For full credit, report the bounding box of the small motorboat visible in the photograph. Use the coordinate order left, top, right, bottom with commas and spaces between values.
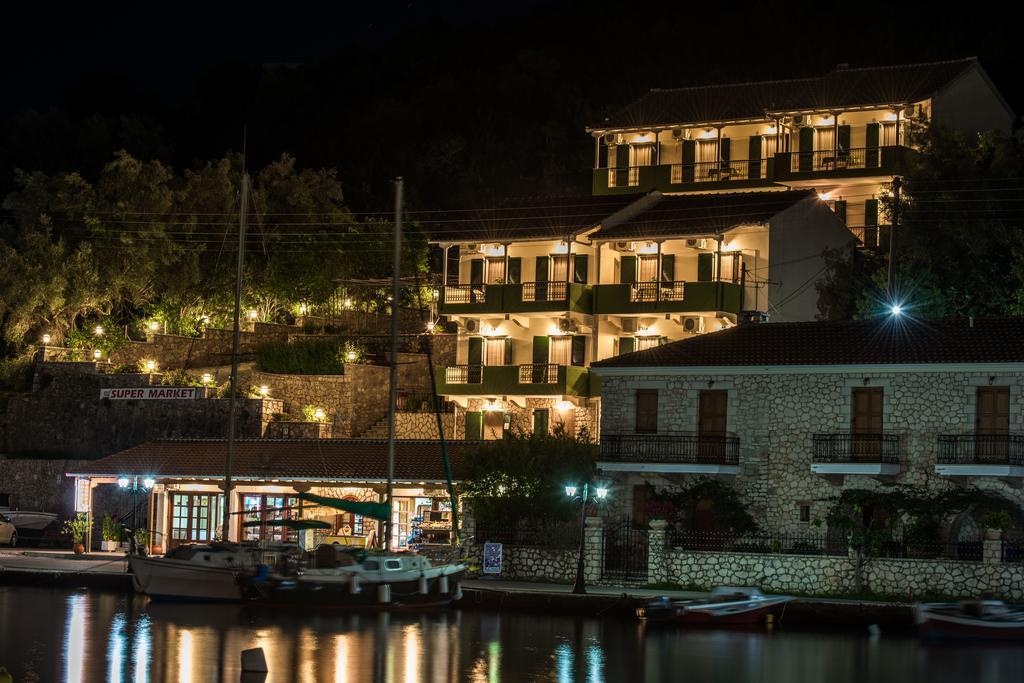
0, 509, 60, 546
247, 544, 467, 609
915, 600, 1024, 640
637, 587, 794, 626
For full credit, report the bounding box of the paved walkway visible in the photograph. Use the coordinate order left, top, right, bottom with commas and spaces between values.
0, 548, 128, 574
463, 578, 706, 599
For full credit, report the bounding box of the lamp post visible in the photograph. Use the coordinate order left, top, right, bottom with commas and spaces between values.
565, 482, 608, 594
118, 475, 154, 557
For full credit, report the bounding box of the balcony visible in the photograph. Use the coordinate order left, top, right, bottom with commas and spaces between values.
440, 282, 592, 316
435, 364, 598, 398
811, 432, 901, 476
597, 433, 740, 474
935, 433, 1024, 477
773, 146, 914, 182
593, 281, 741, 315
592, 161, 775, 196
848, 225, 891, 250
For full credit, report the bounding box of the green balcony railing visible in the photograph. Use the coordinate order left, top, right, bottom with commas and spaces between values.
435, 364, 598, 398
440, 282, 592, 315
773, 145, 914, 182
593, 281, 742, 315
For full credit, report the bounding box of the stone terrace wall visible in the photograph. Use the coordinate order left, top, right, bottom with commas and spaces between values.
0, 457, 89, 519
107, 323, 291, 369
3, 363, 280, 458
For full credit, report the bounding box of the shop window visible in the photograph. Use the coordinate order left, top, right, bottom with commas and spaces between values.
169, 493, 223, 548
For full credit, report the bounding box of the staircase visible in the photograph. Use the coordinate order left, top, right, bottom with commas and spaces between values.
360, 415, 391, 439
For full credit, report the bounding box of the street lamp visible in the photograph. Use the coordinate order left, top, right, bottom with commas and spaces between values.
889, 302, 903, 317
565, 481, 609, 594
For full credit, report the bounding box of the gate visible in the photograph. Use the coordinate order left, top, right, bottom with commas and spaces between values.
601, 517, 649, 582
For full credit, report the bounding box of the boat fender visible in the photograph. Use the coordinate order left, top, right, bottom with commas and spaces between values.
378, 584, 392, 604
452, 580, 463, 601
241, 647, 268, 673
350, 573, 362, 595
439, 575, 449, 594
418, 574, 429, 595
868, 624, 881, 638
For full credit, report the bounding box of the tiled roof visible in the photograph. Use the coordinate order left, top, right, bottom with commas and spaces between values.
591, 318, 1024, 369
593, 58, 979, 130
66, 439, 476, 482
588, 189, 817, 241
427, 195, 638, 244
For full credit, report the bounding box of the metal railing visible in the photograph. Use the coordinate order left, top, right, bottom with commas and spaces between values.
395, 390, 454, 413
600, 433, 740, 465
1002, 539, 1024, 563
667, 529, 848, 556
521, 281, 568, 302
848, 225, 890, 249
607, 166, 640, 188
444, 284, 485, 304
811, 432, 900, 463
875, 536, 983, 562
444, 364, 483, 384
518, 363, 559, 384
671, 158, 768, 184
787, 147, 873, 173
936, 433, 1024, 465
630, 281, 685, 302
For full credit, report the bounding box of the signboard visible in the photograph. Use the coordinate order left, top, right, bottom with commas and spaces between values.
100, 387, 200, 400
482, 542, 503, 575
74, 478, 91, 513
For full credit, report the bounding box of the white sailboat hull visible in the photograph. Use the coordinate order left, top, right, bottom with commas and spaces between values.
128, 555, 246, 602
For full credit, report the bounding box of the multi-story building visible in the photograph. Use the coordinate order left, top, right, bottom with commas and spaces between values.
587, 57, 1012, 247
430, 58, 1012, 442
590, 317, 1024, 536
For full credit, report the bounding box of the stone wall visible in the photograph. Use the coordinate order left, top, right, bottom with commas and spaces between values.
265, 421, 333, 439
3, 363, 280, 458
106, 323, 291, 369
0, 458, 88, 519
456, 397, 599, 441
597, 368, 1024, 532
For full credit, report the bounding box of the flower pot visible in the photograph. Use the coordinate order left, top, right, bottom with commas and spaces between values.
100, 540, 118, 552
984, 528, 1003, 541
649, 519, 669, 530
151, 545, 163, 556
73, 543, 85, 555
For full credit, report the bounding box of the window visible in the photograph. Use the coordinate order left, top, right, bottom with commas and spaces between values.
799, 504, 811, 524
635, 389, 659, 433
851, 387, 884, 459
698, 390, 728, 460
485, 257, 505, 284
169, 493, 224, 548
636, 336, 662, 352
549, 336, 572, 366
976, 387, 1010, 434
533, 409, 549, 436
242, 494, 298, 543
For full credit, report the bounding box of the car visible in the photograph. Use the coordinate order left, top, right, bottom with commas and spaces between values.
0, 514, 17, 547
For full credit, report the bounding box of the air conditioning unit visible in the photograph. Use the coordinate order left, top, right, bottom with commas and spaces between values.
603, 133, 615, 144
781, 116, 792, 125
903, 104, 916, 117
792, 114, 805, 126
614, 241, 636, 252
686, 238, 708, 250
464, 244, 480, 254
671, 128, 684, 140
558, 317, 578, 334
682, 316, 705, 334
463, 318, 480, 334
621, 318, 638, 333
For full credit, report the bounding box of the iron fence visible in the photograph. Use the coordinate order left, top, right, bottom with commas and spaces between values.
667, 530, 848, 556
874, 537, 983, 562
395, 390, 454, 413
444, 284, 485, 304
522, 281, 568, 302
786, 147, 873, 173
1002, 539, 1024, 563
607, 166, 640, 188
811, 432, 901, 463
519, 363, 559, 384
444, 364, 482, 384
936, 433, 1024, 465
600, 433, 740, 465
630, 281, 685, 302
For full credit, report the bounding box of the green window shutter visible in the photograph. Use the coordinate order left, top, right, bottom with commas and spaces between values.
660, 254, 675, 283
534, 256, 549, 282
465, 411, 483, 440
865, 123, 880, 168
864, 199, 878, 226
504, 338, 513, 365
468, 337, 482, 365
838, 125, 851, 153
507, 257, 522, 284
573, 255, 588, 284
470, 259, 484, 285
719, 137, 730, 162
532, 336, 549, 365
533, 409, 549, 436
834, 200, 847, 223
697, 253, 714, 282
747, 137, 762, 179
798, 127, 814, 173
614, 145, 630, 186
619, 337, 635, 355
621, 255, 637, 284
571, 336, 586, 366
681, 139, 696, 182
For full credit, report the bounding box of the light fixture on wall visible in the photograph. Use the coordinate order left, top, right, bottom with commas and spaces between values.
145, 360, 156, 372
93, 349, 102, 360
555, 400, 575, 412
313, 407, 326, 421
259, 385, 269, 397
42, 334, 51, 344
298, 303, 309, 315
248, 310, 258, 321
94, 325, 104, 336
482, 399, 504, 412
201, 373, 213, 384
346, 350, 357, 362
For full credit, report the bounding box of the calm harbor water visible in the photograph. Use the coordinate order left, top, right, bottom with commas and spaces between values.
0, 587, 1022, 682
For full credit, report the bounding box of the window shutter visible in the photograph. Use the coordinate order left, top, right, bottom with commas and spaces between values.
697, 253, 714, 282
635, 389, 659, 433
533, 409, 549, 436
747, 136, 762, 179
719, 137, 730, 162
834, 200, 847, 223
571, 336, 586, 366
620, 255, 637, 284
660, 254, 675, 283
534, 256, 549, 282
532, 336, 549, 365
573, 254, 588, 284
507, 257, 522, 284
619, 337, 635, 355
798, 127, 814, 172
838, 125, 851, 153
865, 123, 880, 168
681, 139, 696, 182
864, 199, 878, 226
467, 337, 482, 365
465, 411, 483, 440
470, 259, 484, 285
614, 145, 630, 187
503, 338, 513, 365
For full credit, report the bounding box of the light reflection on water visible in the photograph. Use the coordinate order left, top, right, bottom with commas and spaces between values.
0, 587, 1022, 682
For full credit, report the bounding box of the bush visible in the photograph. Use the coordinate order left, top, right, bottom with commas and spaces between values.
160, 370, 203, 387
0, 355, 35, 392
255, 340, 345, 374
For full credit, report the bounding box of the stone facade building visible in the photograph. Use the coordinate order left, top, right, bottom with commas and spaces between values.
590, 317, 1024, 536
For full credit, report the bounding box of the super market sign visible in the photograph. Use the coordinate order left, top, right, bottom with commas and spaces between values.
100, 387, 200, 400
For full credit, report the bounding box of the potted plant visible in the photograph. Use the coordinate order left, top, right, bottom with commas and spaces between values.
980, 510, 1012, 541
644, 500, 677, 530
100, 514, 120, 552
134, 529, 151, 556
63, 513, 91, 554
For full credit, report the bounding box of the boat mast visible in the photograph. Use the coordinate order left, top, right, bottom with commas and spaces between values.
222, 162, 250, 542
384, 177, 403, 550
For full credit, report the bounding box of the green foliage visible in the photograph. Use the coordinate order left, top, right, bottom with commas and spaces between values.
62, 512, 91, 544
255, 339, 346, 375
980, 510, 1012, 531
460, 432, 597, 526
653, 478, 759, 535
101, 514, 120, 542
301, 404, 329, 423
0, 354, 35, 391
65, 316, 129, 356
160, 370, 203, 387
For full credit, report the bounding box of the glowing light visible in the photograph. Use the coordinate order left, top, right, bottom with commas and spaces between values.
64, 593, 87, 683
248, 310, 258, 320
555, 400, 574, 412
819, 115, 834, 126
700, 128, 717, 139
334, 634, 350, 683
765, 126, 777, 135
94, 325, 105, 336
343, 298, 353, 309
142, 477, 155, 490
482, 325, 501, 337
200, 315, 210, 325
177, 629, 193, 683
346, 350, 357, 362
42, 333, 51, 344
299, 303, 309, 315
145, 360, 156, 372
93, 349, 102, 360
314, 407, 326, 420
482, 400, 503, 413
586, 645, 605, 683
595, 487, 609, 499
404, 625, 421, 683
118, 477, 130, 488
564, 485, 577, 498
133, 615, 151, 683
148, 321, 159, 332
636, 326, 656, 337
108, 612, 126, 683
890, 303, 903, 317
259, 385, 269, 397
817, 191, 833, 201
201, 373, 212, 384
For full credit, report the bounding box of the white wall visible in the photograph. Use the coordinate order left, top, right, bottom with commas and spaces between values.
933, 64, 1014, 136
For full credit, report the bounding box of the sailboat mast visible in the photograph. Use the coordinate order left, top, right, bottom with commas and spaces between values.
384, 177, 403, 550
222, 169, 249, 541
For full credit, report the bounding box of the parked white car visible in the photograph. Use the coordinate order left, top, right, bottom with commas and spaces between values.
0, 513, 17, 546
